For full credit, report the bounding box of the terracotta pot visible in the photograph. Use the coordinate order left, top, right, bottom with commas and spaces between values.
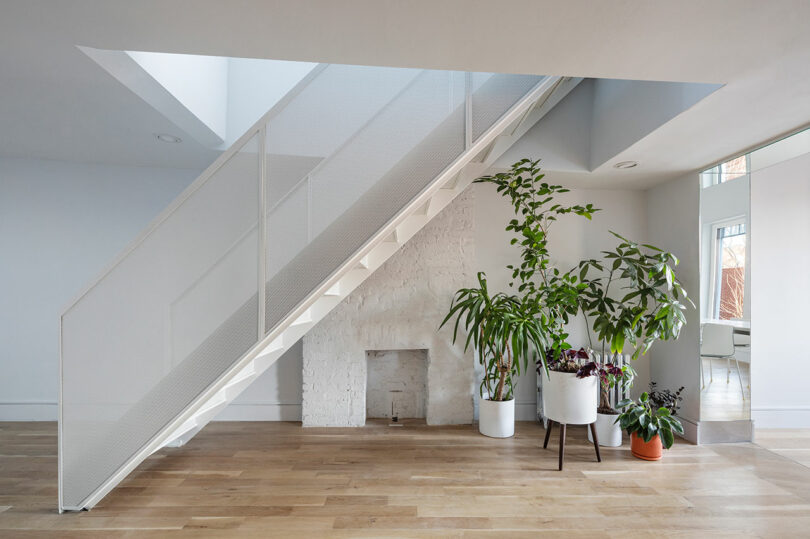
630, 432, 663, 461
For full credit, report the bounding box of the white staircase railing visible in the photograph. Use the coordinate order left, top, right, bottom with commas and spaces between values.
59, 62, 577, 511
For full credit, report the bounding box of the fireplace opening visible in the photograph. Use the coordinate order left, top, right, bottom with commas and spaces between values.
366, 349, 428, 422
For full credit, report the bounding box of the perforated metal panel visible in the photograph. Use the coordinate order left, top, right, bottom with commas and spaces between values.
471, 73, 542, 142
264, 69, 466, 331
59, 64, 548, 511
60, 134, 260, 509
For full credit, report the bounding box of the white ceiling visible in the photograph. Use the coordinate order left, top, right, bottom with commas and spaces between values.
1, 1, 809, 186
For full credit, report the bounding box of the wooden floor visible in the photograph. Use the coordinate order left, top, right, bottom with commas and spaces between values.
3, 421, 810, 538
700, 358, 750, 422
756, 429, 810, 469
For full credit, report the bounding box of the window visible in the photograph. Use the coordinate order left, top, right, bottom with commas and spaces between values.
711, 222, 746, 319
700, 155, 750, 188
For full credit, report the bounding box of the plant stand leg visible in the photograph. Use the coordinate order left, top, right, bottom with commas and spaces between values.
543, 420, 554, 449
589, 422, 602, 463
558, 423, 566, 471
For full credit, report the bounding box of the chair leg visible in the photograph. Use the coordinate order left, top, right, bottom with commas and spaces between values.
589, 422, 602, 463
543, 420, 554, 449
709, 357, 713, 382
727, 356, 732, 383
558, 423, 567, 471
700, 357, 705, 389
734, 357, 745, 399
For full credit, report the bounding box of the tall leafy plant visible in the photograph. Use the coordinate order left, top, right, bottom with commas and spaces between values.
475, 159, 597, 369
440, 159, 596, 400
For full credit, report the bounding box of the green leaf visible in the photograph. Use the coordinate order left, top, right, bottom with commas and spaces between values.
661, 428, 674, 449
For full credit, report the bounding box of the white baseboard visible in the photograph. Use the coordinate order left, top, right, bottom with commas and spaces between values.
752, 406, 810, 428
677, 415, 699, 444
515, 402, 537, 422
0, 402, 303, 422
0, 402, 58, 421
214, 403, 302, 421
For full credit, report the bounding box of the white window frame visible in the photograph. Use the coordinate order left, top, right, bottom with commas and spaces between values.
708, 216, 746, 320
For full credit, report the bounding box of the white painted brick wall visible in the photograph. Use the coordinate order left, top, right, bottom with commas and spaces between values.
302, 188, 475, 426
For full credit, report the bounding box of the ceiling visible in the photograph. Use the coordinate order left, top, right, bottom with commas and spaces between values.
1, 1, 809, 186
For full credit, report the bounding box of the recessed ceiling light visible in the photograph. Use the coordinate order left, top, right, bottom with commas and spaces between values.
155, 133, 182, 143
613, 161, 638, 169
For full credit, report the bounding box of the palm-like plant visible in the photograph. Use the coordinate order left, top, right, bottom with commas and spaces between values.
440, 272, 547, 401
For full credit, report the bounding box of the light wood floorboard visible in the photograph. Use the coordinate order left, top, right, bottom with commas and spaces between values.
3, 420, 810, 537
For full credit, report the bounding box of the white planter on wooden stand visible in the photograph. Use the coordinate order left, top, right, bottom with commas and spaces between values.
542, 371, 597, 425
479, 398, 515, 438
588, 412, 622, 447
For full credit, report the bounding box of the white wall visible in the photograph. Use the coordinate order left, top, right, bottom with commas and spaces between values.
751, 151, 810, 428
589, 79, 720, 169
300, 189, 475, 427
645, 173, 702, 440
0, 157, 198, 419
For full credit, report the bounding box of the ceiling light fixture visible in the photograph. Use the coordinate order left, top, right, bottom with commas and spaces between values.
613, 161, 638, 169
155, 133, 182, 143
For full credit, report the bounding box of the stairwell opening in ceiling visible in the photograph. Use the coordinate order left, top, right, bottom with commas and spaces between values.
80, 47, 318, 149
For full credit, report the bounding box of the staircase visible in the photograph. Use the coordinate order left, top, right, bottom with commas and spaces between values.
58, 63, 580, 511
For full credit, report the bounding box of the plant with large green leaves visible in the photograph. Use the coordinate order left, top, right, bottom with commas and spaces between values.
574, 233, 693, 412
615, 392, 684, 449
576, 233, 694, 354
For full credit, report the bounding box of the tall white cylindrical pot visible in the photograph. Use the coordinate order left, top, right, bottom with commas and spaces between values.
479, 398, 515, 438
542, 371, 597, 425
588, 412, 623, 447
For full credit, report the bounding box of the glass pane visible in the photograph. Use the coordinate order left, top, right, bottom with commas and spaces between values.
715, 225, 746, 320
60, 134, 260, 509
701, 155, 750, 187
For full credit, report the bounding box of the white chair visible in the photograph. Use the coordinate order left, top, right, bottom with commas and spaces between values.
700, 323, 745, 398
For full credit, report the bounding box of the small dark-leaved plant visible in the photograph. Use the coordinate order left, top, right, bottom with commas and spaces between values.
616, 392, 684, 449
648, 382, 685, 415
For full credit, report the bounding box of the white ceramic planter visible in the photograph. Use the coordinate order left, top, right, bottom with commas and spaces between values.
588, 412, 623, 447
542, 371, 597, 425
479, 398, 515, 438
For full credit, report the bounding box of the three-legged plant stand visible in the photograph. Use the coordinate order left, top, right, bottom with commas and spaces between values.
543, 420, 601, 470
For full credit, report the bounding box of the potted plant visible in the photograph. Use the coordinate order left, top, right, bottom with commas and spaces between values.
440, 272, 547, 438
616, 391, 684, 460
541, 348, 598, 427
575, 233, 694, 446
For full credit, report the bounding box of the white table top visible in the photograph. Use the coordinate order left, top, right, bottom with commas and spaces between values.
702, 319, 750, 329
702, 319, 751, 336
